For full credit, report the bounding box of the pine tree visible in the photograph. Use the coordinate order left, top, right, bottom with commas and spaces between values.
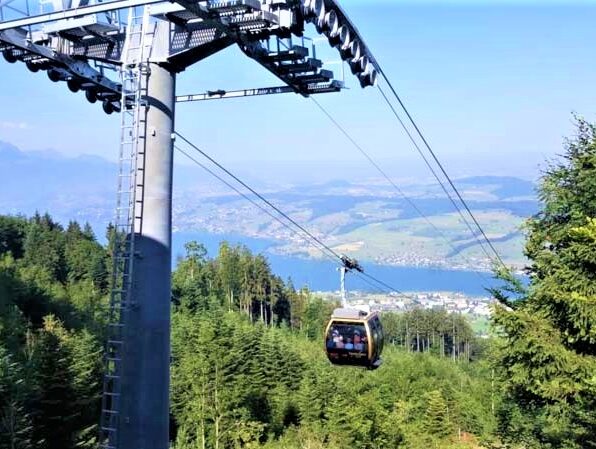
23, 215, 66, 283
492, 116, 596, 447
0, 345, 33, 449
30, 316, 78, 449
0, 215, 27, 259
65, 329, 102, 448
424, 390, 451, 438
270, 276, 291, 326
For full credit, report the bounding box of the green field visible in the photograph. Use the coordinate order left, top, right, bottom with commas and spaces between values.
332, 210, 527, 269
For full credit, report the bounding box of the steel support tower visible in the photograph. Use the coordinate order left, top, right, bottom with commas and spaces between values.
0, 1, 382, 448
118, 61, 176, 449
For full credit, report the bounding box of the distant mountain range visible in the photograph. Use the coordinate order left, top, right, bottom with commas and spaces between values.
0, 140, 117, 225
0, 140, 276, 222
0, 141, 539, 269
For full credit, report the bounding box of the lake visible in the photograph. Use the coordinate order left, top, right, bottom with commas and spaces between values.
172, 231, 499, 296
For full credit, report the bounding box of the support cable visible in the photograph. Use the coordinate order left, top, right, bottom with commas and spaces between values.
176, 131, 344, 261
376, 77, 506, 268
175, 132, 413, 298
310, 97, 490, 282
355, 272, 395, 296
375, 86, 496, 264
360, 271, 402, 294
175, 145, 337, 261
176, 146, 397, 297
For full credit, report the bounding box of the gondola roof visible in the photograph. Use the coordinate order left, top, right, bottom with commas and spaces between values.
331, 308, 372, 320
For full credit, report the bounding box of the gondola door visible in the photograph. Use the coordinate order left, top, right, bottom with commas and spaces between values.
368, 315, 383, 368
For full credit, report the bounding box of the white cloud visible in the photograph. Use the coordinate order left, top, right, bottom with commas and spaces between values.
0, 121, 30, 130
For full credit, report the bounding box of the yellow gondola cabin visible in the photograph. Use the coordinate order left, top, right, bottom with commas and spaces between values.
324, 308, 384, 369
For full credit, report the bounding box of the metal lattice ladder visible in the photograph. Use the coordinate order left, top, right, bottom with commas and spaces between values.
99, 7, 154, 449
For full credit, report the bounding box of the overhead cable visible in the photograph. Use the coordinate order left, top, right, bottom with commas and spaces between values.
310, 96, 490, 283
375, 75, 506, 268
355, 272, 396, 296
175, 132, 412, 298
178, 144, 395, 295
176, 132, 344, 261
374, 86, 497, 264
175, 145, 396, 297
360, 272, 402, 294
175, 145, 335, 260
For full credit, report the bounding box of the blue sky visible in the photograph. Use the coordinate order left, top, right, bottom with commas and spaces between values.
1, 1, 595, 183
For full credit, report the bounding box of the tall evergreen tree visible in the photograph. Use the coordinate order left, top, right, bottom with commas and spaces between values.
0, 345, 33, 449
23, 214, 66, 283
65, 329, 102, 448
424, 390, 451, 438
30, 316, 78, 449
0, 215, 27, 259
492, 117, 596, 448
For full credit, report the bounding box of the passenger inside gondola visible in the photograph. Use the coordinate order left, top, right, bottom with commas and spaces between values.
326, 324, 368, 353
354, 330, 363, 351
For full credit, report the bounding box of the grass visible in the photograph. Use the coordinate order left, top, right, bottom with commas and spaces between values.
468, 316, 491, 337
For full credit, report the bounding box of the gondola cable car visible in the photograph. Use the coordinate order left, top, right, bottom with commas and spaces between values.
324, 256, 384, 369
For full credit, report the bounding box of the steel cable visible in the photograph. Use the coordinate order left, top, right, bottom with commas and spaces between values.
175, 132, 414, 298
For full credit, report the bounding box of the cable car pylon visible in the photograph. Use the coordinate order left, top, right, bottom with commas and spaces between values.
99, 8, 157, 448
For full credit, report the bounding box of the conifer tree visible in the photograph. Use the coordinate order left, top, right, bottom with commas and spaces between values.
30, 316, 78, 449
492, 117, 596, 447
66, 329, 102, 448
24, 214, 66, 282
0, 215, 27, 259
0, 345, 33, 449
424, 390, 451, 438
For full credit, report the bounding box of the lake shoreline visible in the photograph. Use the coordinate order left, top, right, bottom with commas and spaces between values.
173, 231, 501, 296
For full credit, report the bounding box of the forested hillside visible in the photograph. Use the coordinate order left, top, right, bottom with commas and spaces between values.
0, 213, 496, 449
0, 213, 107, 449
170, 243, 496, 449
0, 118, 595, 449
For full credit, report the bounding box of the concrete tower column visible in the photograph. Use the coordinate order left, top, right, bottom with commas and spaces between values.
119, 61, 175, 449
